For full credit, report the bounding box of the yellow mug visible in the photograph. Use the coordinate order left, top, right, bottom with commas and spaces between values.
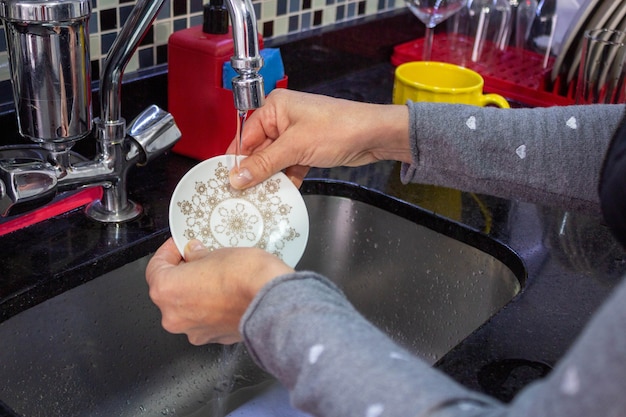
392, 61, 507, 224
393, 61, 510, 108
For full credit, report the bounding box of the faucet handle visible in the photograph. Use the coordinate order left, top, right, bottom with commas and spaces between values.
127, 105, 182, 166
0, 161, 58, 216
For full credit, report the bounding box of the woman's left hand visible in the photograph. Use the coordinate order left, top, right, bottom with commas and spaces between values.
145, 238, 294, 345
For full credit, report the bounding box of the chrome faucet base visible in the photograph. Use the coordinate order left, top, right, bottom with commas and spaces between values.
86, 199, 142, 223
0, 104, 180, 221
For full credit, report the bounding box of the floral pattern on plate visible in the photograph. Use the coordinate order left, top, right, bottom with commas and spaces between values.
169, 155, 309, 267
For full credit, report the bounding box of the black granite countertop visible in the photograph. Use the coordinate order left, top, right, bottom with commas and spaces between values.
1, 9, 626, 416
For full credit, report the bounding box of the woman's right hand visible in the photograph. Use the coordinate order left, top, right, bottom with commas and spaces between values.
228, 89, 411, 189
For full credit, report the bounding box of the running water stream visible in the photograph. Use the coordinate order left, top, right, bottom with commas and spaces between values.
184, 344, 247, 417
235, 110, 248, 170
212, 344, 242, 417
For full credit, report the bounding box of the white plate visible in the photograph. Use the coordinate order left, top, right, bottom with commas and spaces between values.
550, 0, 602, 83
169, 155, 309, 268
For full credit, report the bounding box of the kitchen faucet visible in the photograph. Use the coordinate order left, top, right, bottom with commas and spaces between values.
0, 0, 264, 223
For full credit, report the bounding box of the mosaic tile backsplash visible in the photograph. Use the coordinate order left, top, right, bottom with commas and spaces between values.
0, 0, 402, 84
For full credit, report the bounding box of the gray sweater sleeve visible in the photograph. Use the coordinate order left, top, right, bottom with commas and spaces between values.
239, 103, 626, 416
241, 272, 626, 417
401, 103, 626, 214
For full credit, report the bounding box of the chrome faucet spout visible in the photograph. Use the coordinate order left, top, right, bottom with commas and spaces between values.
225, 0, 265, 111
87, 0, 175, 222
227, 0, 262, 68
99, 0, 165, 125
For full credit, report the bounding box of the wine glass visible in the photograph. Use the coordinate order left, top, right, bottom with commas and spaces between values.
406, 0, 468, 61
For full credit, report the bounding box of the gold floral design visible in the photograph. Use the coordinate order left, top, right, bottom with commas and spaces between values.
176, 161, 301, 258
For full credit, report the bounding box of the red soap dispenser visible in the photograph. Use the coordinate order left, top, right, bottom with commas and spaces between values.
168, 0, 264, 160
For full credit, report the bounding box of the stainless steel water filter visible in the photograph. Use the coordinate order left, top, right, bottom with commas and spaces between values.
0, 0, 92, 148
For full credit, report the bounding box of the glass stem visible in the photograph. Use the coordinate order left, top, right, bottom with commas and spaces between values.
423, 26, 434, 61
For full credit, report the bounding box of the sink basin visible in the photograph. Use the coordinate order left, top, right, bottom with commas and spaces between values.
0, 180, 524, 417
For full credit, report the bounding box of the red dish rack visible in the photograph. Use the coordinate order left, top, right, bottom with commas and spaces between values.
391, 34, 575, 107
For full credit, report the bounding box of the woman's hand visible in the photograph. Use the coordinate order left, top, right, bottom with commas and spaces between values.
145, 238, 294, 345
228, 89, 411, 189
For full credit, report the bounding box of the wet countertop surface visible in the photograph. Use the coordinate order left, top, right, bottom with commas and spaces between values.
1, 10, 626, 415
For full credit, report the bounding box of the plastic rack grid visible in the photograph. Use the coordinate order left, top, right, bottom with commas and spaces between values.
391, 33, 575, 107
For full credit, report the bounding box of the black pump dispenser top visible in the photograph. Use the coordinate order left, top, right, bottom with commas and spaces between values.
203, 0, 229, 34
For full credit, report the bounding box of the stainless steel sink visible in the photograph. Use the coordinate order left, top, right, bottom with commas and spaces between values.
0, 180, 524, 417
